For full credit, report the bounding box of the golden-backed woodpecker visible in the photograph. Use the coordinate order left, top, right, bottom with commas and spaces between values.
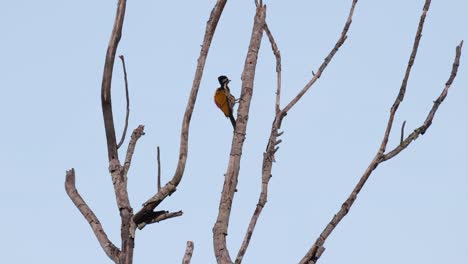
214, 75, 236, 129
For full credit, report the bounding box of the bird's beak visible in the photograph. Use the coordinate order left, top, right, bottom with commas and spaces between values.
227, 79, 231, 83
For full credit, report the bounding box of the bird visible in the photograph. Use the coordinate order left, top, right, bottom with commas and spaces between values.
214, 75, 236, 129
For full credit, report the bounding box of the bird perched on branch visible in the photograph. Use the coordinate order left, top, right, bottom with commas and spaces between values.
214, 75, 236, 129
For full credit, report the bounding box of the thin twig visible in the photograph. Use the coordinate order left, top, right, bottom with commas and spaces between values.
157, 146, 161, 191
117, 55, 130, 150
235, 19, 281, 264
282, 0, 358, 114
65, 169, 120, 263
133, 0, 228, 227
264, 23, 282, 114
213, 5, 266, 264
378, 0, 431, 155
182, 241, 195, 264
110, 125, 143, 263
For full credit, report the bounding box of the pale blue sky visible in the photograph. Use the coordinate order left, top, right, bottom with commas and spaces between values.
1, 1, 467, 263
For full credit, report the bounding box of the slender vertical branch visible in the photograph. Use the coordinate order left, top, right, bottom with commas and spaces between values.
282, 0, 358, 114
133, 0, 228, 227
65, 169, 120, 263
117, 55, 131, 150
97, 1, 135, 263
157, 146, 161, 191
213, 5, 266, 264
101, 0, 127, 161
182, 241, 195, 264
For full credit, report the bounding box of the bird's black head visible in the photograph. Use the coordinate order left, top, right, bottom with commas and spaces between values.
218, 75, 230, 86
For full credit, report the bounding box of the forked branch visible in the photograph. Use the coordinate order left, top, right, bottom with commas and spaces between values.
235, 20, 281, 264
236, 1, 359, 262
67, 0, 134, 263
300, 1, 464, 263
136, 210, 184, 229
282, 0, 358, 114
123, 125, 145, 176
213, 4, 266, 264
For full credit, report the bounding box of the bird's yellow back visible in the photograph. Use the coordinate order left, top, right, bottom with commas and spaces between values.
214, 88, 231, 117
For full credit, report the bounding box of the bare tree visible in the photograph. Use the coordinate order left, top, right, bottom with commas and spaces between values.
65, 0, 462, 263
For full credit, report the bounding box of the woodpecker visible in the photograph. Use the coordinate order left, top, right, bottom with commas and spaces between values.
214, 75, 236, 129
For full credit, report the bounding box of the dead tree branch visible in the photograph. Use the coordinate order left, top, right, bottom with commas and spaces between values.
68, 0, 135, 263
264, 22, 281, 115
213, 5, 266, 264
101, 0, 127, 161
67, 0, 226, 263
400, 120, 407, 145
157, 146, 161, 191
117, 55, 130, 150
377, 0, 431, 156
282, 0, 358, 114
114, 125, 145, 264
300, 2, 464, 263
182, 241, 195, 264
65, 169, 120, 263
133, 0, 228, 227
235, 1, 358, 263
137, 210, 184, 229
99, 2, 136, 261
383, 41, 463, 161
123, 125, 145, 176
234, 20, 281, 264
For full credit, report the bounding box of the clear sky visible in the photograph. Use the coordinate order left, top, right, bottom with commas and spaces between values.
1, 1, 467, 263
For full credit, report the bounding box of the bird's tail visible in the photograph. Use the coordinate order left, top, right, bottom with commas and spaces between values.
229, 114, 236, 129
